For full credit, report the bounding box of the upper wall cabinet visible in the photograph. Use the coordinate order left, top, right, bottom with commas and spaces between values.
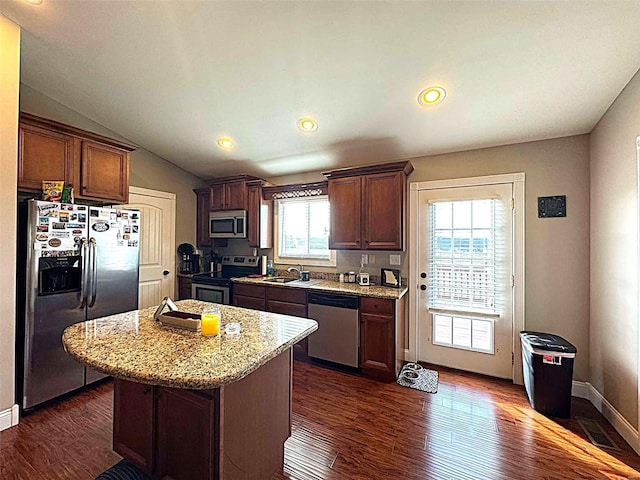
194, 187, 212, 248
208, 176, 252, 211
246, 181, 273, 249
18, 113, 136, 203
324, 161, 413, 251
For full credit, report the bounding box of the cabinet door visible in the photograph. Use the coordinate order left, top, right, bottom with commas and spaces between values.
233, 294, 266, 311
267, 300, 307, 317
195, 188, 212, 247
360, 298, 395, 381
362, 171, 404, 250
328, 176, 362, 249
80, 141, 129, 202
18, 123, 79, 192
210, 184, 226, 210
225, 181, 247, 210
113, 379, 155, 476
178, 277, 192, 300
157, 387, 218, 480
247, 185, 273, 248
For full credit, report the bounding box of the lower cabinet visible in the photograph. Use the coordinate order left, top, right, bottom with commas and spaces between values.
177, 276, 192, 300
359, 296, 405, 382
156, 388, 217, 480
266, 287, 308, 359
113, 379, 155, 476
232, 283, 266, 310
113, 349, 292, 480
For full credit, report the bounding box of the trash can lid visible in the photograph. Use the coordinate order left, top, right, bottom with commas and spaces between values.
519, 331, 577, 354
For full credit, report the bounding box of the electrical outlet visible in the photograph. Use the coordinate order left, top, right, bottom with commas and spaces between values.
361, 254, 368, 265
389, 254, 401, 265
369, 254, 376, 264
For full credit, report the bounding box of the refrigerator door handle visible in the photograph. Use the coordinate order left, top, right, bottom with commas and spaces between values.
79, 238, 89, 309
88, 238, 98, 307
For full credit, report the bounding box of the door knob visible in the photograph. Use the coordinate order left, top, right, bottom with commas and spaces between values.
163, 270, 170, 275
420, 284, 427, 291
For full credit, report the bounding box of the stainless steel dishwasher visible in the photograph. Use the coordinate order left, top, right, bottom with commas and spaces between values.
307, 292, 359, 367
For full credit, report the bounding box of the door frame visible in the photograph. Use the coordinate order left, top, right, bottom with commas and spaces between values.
408, 173, 525, 384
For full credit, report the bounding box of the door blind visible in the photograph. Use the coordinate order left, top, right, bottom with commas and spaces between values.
427, 197, 506, 315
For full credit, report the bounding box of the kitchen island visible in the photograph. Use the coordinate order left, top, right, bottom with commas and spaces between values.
62, 300, 318, 480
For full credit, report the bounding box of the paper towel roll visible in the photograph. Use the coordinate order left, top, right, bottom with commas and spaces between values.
261, 255, 267, 275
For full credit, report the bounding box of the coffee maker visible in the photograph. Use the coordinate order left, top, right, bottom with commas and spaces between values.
178, 243, 200, 274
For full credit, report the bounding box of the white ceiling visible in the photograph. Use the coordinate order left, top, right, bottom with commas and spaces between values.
2, 1, 640, 180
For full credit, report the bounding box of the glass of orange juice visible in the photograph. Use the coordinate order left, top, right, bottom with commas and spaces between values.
201, 305, 220, 336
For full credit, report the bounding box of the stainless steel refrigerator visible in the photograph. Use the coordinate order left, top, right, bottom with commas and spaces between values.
17, 199, 140, 411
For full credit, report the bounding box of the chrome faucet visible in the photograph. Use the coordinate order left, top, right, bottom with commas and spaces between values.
287, 264, 303, 279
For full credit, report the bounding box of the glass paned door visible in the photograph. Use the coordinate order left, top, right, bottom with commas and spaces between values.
417, 183, 513, 379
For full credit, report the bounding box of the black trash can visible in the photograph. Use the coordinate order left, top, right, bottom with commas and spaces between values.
520, 331, 577, 418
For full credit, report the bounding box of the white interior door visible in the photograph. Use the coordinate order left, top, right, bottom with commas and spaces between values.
417, 183, 514, 379
114, 186, 176, 309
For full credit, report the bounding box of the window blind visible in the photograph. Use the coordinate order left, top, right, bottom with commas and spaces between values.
427, 197, 506, 315
278, 196, 330, 259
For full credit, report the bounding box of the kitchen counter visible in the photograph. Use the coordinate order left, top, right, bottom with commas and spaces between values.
62, 299, 317, 390
232, 276, 408, 299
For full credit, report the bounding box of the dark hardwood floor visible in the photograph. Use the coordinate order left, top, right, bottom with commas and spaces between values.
1, 361, 639, 480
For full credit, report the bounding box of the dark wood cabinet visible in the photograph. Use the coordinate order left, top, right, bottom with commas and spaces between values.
178, 276, 192, 300
247, 181, 273, 248
113, 350, 291, 480
18, 123, 78, 191
18, 113, 135, 203
327, 176, 361, 249
113, 379, 155, 475
359, 296, 405, 382
80, 140, 129, 202
195, 187, 212, 248
156, 387, 218, 480
324, 161, 413, 251
233, 283, 266, 310
208, 178, 248, 211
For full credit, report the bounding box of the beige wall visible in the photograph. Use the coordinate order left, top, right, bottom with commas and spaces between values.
590, 69, 640, 427
19, 84, 206, 275
274, 135, 591, 381
0, 14, 19, 414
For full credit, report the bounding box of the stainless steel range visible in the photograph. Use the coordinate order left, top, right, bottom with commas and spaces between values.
191, 255, 261, 304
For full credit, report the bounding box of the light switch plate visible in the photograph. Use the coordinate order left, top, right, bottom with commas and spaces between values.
389, 254, 401, 265
361, 254, 368, 265
369, 255, 376, 264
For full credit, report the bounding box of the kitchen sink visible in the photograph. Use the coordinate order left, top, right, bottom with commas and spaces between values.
263, 277, 324, 286
263, 277, 298, 283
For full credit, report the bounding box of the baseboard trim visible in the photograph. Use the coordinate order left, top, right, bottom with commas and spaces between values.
571, 381, 639, 454
0, 404, 19, 432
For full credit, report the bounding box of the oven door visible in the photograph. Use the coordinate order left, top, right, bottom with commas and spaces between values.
191, 283, 230, 304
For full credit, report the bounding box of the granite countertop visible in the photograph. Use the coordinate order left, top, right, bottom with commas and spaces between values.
62, 300, 317, 390
232, 276, 408, 300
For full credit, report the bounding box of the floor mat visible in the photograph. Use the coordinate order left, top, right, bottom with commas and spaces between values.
577, 417, 620, 451
396, 363, 438, 393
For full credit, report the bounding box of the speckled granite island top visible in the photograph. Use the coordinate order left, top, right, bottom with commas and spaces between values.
232, 276, 408, 299
62, 300, 317, 390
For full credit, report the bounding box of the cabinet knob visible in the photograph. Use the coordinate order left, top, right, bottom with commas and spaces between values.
420, 272, 427, 279
163, 270, 170, 275
420, 284, 427, 291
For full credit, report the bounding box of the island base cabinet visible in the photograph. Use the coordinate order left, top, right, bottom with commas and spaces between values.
113, 349, 292, 480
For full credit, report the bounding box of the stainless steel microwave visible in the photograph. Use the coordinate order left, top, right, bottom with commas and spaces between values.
209, 210, 247, 238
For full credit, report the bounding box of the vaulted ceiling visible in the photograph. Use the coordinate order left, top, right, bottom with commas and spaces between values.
2, 1, 640, 179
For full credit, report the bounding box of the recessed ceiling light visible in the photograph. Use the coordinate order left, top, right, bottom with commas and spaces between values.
217, 137, 235, 150
418, 86, 446, 106
297, 118, 318, 132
